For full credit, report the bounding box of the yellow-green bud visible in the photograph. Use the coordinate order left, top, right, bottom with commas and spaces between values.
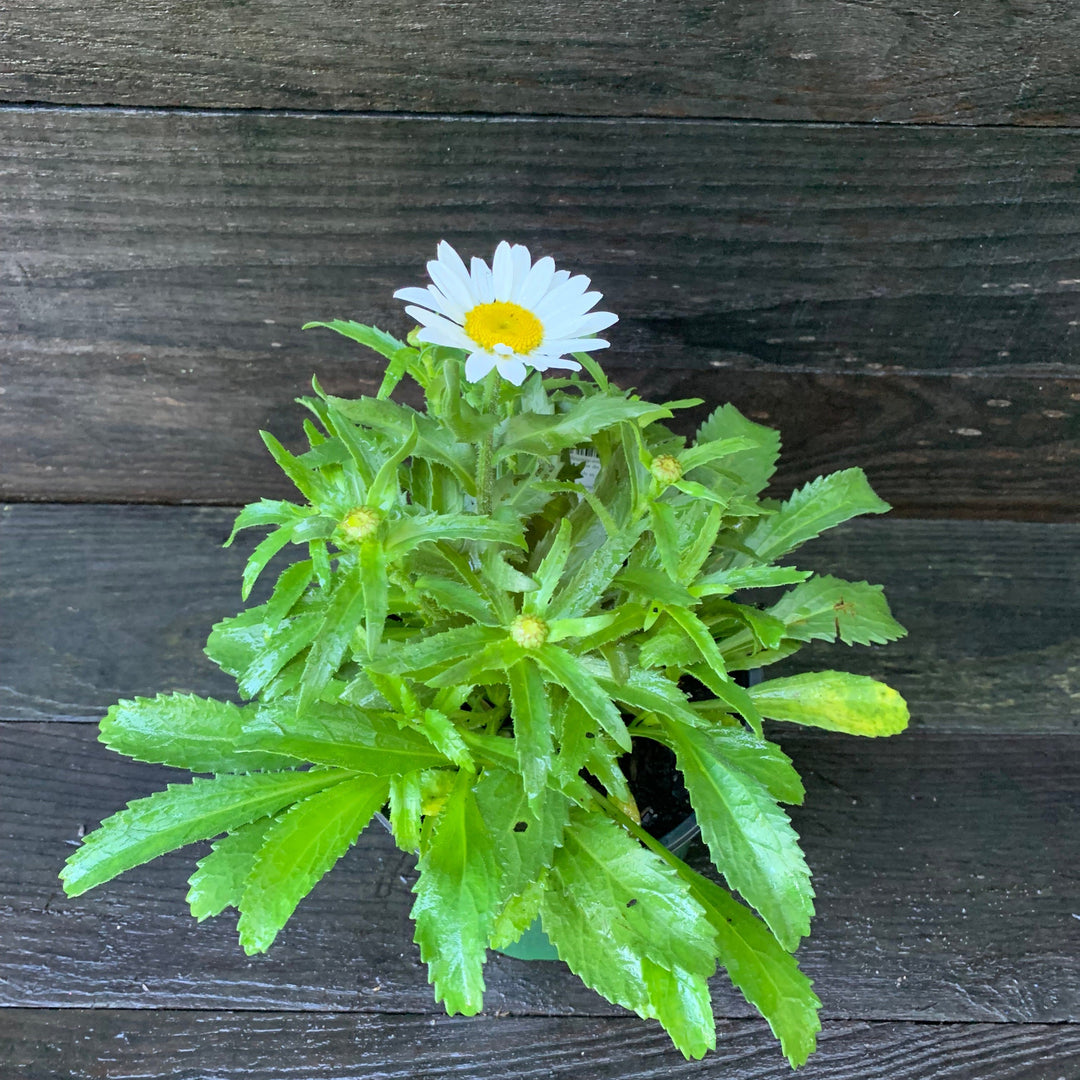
650, 454, 682, 486
340, 506, 382, 542
509, 614, 548, 650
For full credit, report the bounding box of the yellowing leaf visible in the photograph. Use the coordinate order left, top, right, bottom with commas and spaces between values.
751, 671, 909, 737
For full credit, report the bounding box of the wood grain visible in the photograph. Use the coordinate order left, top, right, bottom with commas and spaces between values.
3, 108, 1078, 513
3, 1011, 1079, 1080
3, 1, 1080, 126
3, 722, 1078, 1021
3, 506, 1078, 733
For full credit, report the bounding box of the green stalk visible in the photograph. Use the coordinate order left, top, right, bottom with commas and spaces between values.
475, 372, 499, 515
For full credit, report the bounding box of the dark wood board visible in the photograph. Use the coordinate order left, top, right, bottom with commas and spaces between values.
2, 109, 1079, 514
3, 1, 1080, 127
3, 1011, 1080, 1080
3, 505, 1078, 734
3, 720, 1078, 1022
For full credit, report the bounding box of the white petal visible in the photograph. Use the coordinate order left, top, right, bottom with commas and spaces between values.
516, 256, 556, 308
495, 356, 528, 385
534, 274, 591, 319
545, 336, 611, 352
492, 241, 514, 301
408, 307, 472, 349
510, 244, 533, 298
435, 241, 475, 296
465, 351, 496, 382
571, 310, 619, 335
530, 355, 582, 372
394, 285, 439, 308
470, 256, 495, 303
428, 257, 476, 312
395, 284, 465, 322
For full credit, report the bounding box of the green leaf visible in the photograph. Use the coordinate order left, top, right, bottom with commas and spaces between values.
507, 659, 554, 805
100, 693, 297, 773
687, 662, 766, 736
540, 812, 718, 1058
244, 700, 450, 774
359, 541, 388, 657
496, 396, 664, 459
648, 501, 681, 581
614, 568, 697, 610
671, 477, 732, 508
678, 503, 723, 584
259, 431, 326, 505
693, 564, 811, 598
473, 766, 570, 949
424, 638, 524, 689
414, 708, 474, 770
768, 575, 907, 646
547, 519, 646, 620
527, 518, 573, 614
742, 468, 891, 563
664, 604, 730, 686
546, 612, 619, 643
326, 395, 475, 490
681, 865, 821, 1068
241, 521, 299, 601
61, 769, 351, 897
263, 560, 314, 625
695, 403, 781, 497
236, 611, 322, 699
237, 774, 389, 954
373, 623, 504, 681
298, 563, 367, 712
678, 436, 755, 475
571, 350, 609, 391
598, 667, 704, 734
750, 671, 910, 737
389, 771, 424, 853
412, 769, 500, 1016
302, 319, 411, 362
534, 645, 630, 752
480, 547, 537, 596
366, 417, 418, 507
385, 512, 524, 560
225, 499, 308, 547
413, 574, 499, 625
665, 722, 814, 950
186, 817, 276, 921
640, 957, 716, 1060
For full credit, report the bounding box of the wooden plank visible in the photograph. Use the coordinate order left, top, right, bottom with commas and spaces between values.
4, 506, 1078, 734
3, 721, 1078, 1021
2, 109, 1078, 513
3, 1011, 1079, 1080
3, 1, 1080, 126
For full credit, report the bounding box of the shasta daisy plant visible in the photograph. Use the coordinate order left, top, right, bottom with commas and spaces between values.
61, 242, 909, 1066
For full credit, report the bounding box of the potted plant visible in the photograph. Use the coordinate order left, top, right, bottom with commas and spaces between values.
61, 241, 909, 1065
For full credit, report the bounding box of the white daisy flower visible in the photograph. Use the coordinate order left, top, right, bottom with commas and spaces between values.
394, 240, 618, 386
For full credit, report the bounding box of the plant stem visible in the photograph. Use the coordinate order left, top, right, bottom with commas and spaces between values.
476, 373, 499, 515
593, 789, 687, 874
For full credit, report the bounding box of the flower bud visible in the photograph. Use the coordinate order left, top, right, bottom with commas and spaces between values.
650, 454, 682, 486
509, 614, 548, 650
340, 506, 382, 542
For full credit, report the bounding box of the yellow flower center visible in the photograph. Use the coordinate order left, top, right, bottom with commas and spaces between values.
509, 614, 548, 650
463, 301, 544, 354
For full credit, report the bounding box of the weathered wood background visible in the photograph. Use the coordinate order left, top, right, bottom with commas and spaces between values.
1, 2, 1077, 1077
